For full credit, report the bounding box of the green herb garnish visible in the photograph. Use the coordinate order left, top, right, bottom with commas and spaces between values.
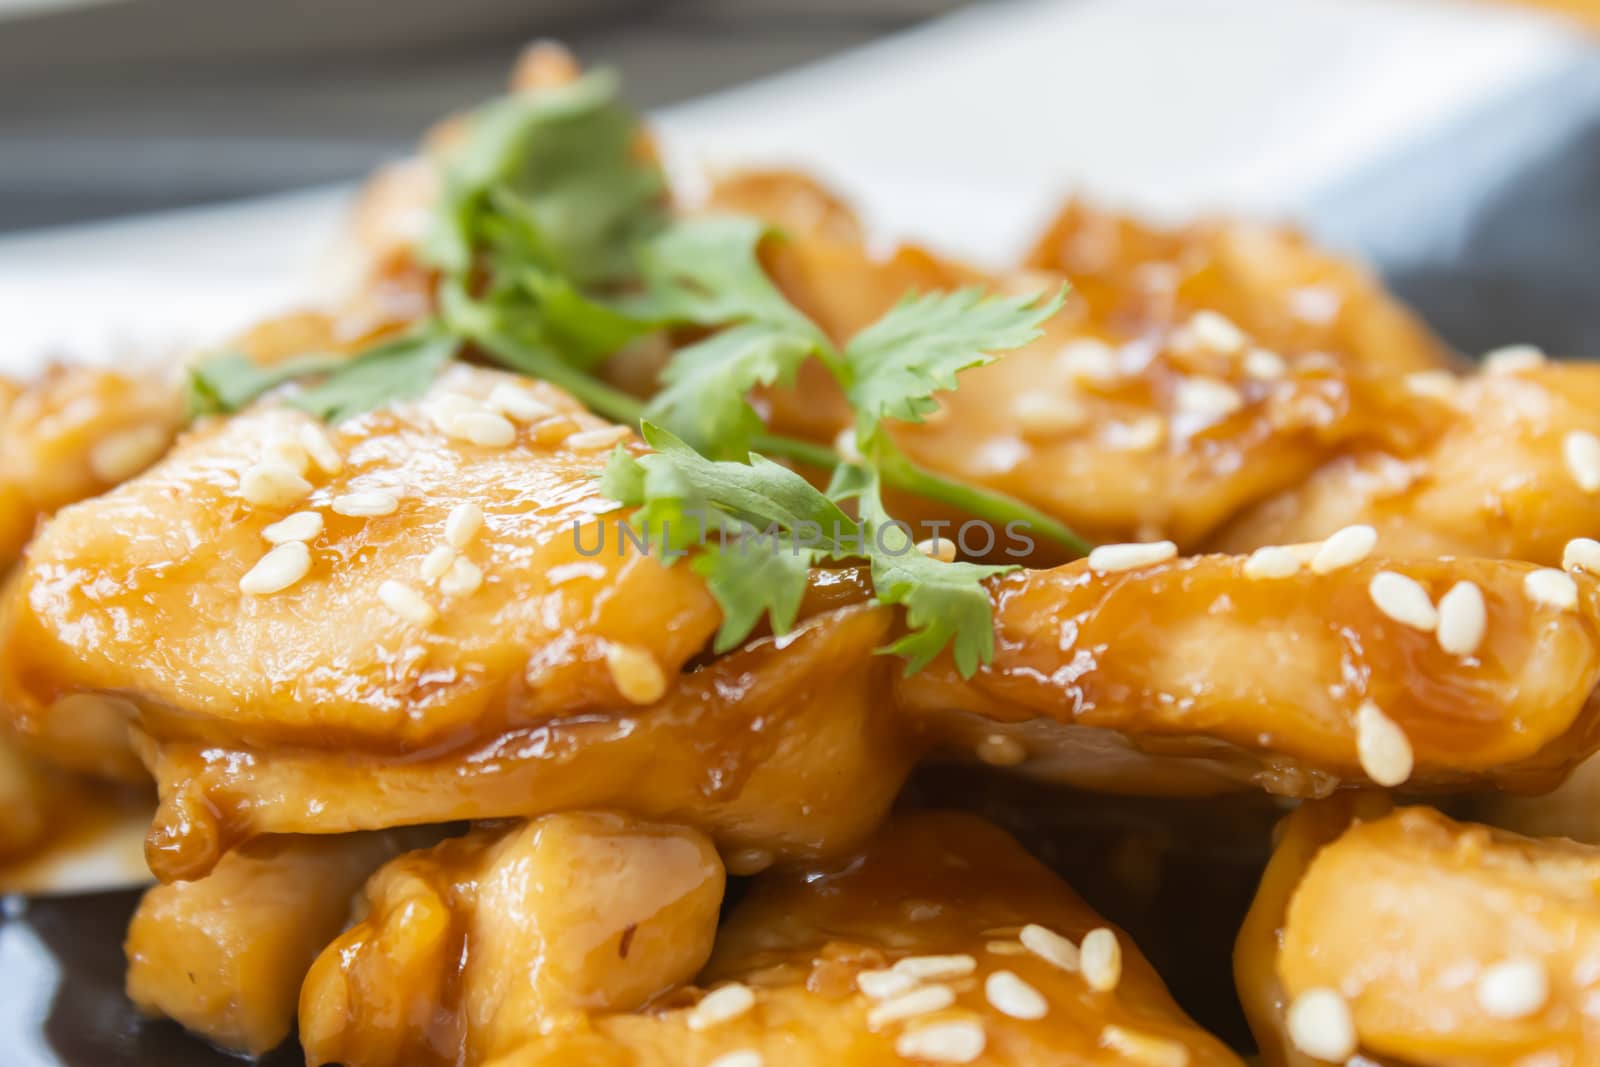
184, 65, 1092, 675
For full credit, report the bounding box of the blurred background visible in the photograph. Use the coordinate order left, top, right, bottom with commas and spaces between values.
0, 0, 969, 231
1, 0, 1598, 354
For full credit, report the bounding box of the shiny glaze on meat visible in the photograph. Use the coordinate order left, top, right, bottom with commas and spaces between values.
1280, 807, 1600, 1066
488, 811, 1243, 1067
1212, 362, 1600, 565
301, 813, 725, 1067
904, 554, 1600, 796
125, 830, 426, 1056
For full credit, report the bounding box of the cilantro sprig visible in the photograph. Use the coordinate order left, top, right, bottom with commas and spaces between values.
184, 65, 1093, 676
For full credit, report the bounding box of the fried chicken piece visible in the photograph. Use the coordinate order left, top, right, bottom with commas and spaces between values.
1023, 200, 1448, 377
901, 552, 1600, 797
1233, 794, 1395, 1067
134, 601, 906, 883
717, 175, 1448, 552
300, 813, 725, 1067
484, 811, 1242, 1067
0, 364, 182, 569
1267, 807, 1600, 1066
1212, 361, 1600, 565
0, 367, 908, 882
125, 831, 424, 1056
0, 364, 719, 754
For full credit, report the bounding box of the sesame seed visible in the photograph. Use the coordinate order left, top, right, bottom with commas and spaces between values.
298, 424, 343, 474
1100, 1025, 1191, 1067
916, 536, 958, 563
239, 542, 312, 596
532, 416, 580, 446
1404, 370, 1458, 399
1243, 545, 1300, 580
420, 545, 457, 583
1476, 958, 1549, 1019
1565, 537, 1600, 575
88, 425, 169, 483
1286, 987, 1357, 1061
1088, 541, 1178, 574
894, 1020, 986, 1064
1483, 344, 1545, 374
439, 558, 484, 598
604, 642, 667, 705
1565, 431, 1600, 492
239, 462, 313, 508
893, 954, 977, 981
1436, 581, 1487, 657
687, 983, 755, 1031
707, 1052, 763, 1067
487, 382, 555, 423
724, 848, 773, 876
834, 428, 862, 461
445, 502, 484, 550
1057, 338, 1118, 382
262, 438, 310, 474
1114, 414, 1167, 453
1183, 310, 1247, 354
1526, 568, 1579, 611
441, 411, 517, 448
1080, 928, 1122, 993
1309, 524, 1377, 574
566, 425, 633, 451
1013, 392, 1088, 436
378, 580, 437, 627
975, 733, 1027, 767
1020, 923, 1080, 972
262, 511, 323, 545
1174, 377, 1243, 421
1368, 571, 1438, 632
1355, 700, 1414, 787
984, 970, 1047, 1019
428, 392, 481, 423
331, 491, 400, 518
985, 941, 1026, 956
1242, 347, 1286, 380
857, 969, 919, 1000
866, 984, 956, 1028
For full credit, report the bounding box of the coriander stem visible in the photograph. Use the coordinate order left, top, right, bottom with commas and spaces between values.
751, 433, 1091, 558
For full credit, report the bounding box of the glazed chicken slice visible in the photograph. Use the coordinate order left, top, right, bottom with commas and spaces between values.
10, 362, 1600, 878
301, 812, 727, 1067
902, 549, 1600, 797
0, 365, 908, 880
1022, 199, 1448, 378
728, 175, 1445, 553
1233, 794, 1395, 1067
1248, 805, 1600, 1067
126, 830, 431, 1056
309, 810, 1242, 1067
1212, 360, 1600, 565
0, 364, 181, 569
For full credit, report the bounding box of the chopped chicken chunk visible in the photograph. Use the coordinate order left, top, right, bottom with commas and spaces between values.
482, 811, 1243, 1067
1212, 363, 1600, 565
300, 813, 725, 1067
125, 831, 424, 1056
1263, 807, 1600, 1066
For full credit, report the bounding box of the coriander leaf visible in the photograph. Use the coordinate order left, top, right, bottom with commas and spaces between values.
693, 531, 814, 653
423, 68, 666, 287
843, 285, 1065, 440
641, 323, 813, 459
287, 329, 458, 424
830, 462, 1013, 677
521, 270, 654, 369
628, 216, 816, 335
601, 424, 853, 648
184, 351, 349, 418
